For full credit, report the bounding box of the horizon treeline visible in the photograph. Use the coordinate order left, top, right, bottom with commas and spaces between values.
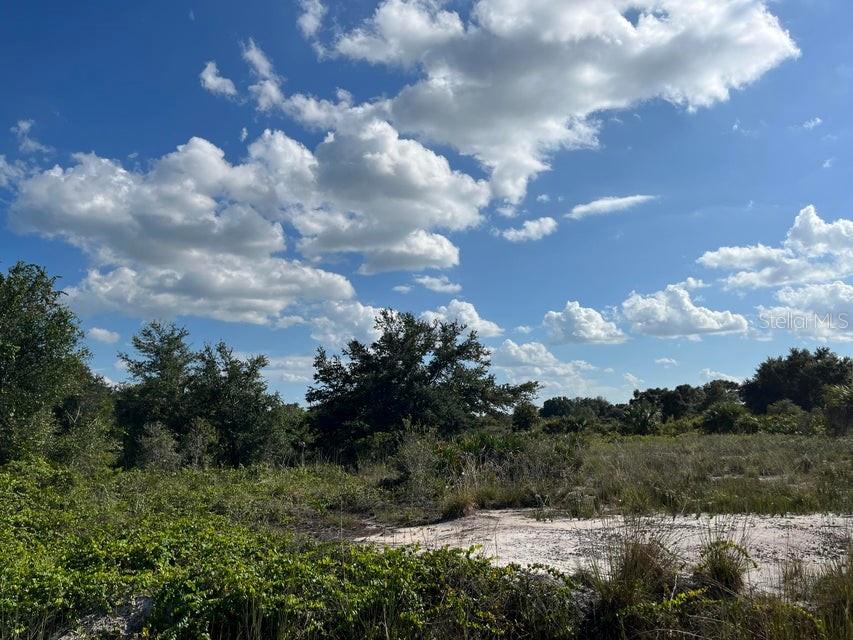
2, 261, 852, 469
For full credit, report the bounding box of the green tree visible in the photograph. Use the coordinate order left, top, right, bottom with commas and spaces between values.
116, 321, 195, 466
190, 342, 287, 466
307, 310, 539, 458
539, 396, 574, 419
540, 396, 615, 421
0, 262, 88, 462
741, 348, 853, 413
50, 364, 117, 468
512, 401, 540, 431
698, 379, 741, 411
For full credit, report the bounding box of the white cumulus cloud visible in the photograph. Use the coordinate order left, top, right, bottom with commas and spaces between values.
309, 300, 383, 346
9, 137, 355, 324
544, 300, 627, 344
621, 282, 748, 338
491, 339, 599, 398
698, 205, 853, 289
298, 0, 327, 38
421, 299, 503, 337
700, 368, 742, 383
333, 0, 798, 203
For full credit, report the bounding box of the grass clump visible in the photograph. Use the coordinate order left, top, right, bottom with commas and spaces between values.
579, 524, 682, 637
694, 539, 756, 597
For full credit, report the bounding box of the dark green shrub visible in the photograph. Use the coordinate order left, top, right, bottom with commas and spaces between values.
512, 401, 540, 431
823, 384, 853, 436
701, 401, 749, 434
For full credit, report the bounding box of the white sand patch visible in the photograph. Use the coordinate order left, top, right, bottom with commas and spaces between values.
361, 510, 851, 590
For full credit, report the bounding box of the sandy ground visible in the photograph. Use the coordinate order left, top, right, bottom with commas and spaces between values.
361, 510, 851, 590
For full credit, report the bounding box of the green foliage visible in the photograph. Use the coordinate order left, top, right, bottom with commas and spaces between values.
511, 401, 539, 431
823, 384, 853, 436
0, 449, 849, 639
0, 262, 88, 462
694, 540, 756, 597
190, 342, 291, 466
137, 421, 182, 471
117, 322, 308, 468
50, 366, 118, 469
621, 399, 661, 435
0, 461, 580, 640
742, 347, 853, 414
809, 549, 852, 640
701, 401, 749, 434
307, 310, 539, 459
580, 529, 681, 637
117, 321, 195, 466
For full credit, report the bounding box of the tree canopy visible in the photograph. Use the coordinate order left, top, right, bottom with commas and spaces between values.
117, 322, 306, 467
741, 347, 853, 413
0, 262, 88, 462
307, 310, 539, 455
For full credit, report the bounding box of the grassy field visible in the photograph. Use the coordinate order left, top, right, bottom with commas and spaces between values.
2, 433, 850, 639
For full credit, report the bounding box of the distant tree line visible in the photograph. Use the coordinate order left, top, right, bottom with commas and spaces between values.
1, 262, 851, 469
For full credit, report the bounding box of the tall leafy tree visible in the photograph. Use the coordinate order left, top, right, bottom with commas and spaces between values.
741, 347, 853, 413
51, 362, 118, 467
190, 342, 290, 466
0, 262, 88, 462
116, 321, 195, 465
307, 310, 539, 457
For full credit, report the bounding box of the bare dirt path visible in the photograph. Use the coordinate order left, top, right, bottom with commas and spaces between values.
361, 510, 851, 590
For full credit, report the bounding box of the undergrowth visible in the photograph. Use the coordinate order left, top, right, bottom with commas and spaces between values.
1, 432, 850, 639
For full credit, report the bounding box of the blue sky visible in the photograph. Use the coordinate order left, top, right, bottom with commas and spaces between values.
1, 0, 852, 404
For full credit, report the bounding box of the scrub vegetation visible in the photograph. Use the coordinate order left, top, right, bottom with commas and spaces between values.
1, 262, 850, 638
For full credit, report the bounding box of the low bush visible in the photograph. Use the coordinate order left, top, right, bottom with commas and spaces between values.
694, 540, 755, 597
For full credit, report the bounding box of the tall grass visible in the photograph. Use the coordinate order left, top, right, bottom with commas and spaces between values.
381, 432, 852, 522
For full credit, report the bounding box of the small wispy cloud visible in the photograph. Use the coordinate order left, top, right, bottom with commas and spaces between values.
624, 372, 643, 388
500, 217, 558, 242
10, 119, 53, 154
802, 116, 823, 130
297, 0, 327, 38
700, 368, 742, 383
568, 195, 657, 220
199, 61, 238, 97
655, 357, 678, 367
88, 327, 120, 344
414, 275, 462, 294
